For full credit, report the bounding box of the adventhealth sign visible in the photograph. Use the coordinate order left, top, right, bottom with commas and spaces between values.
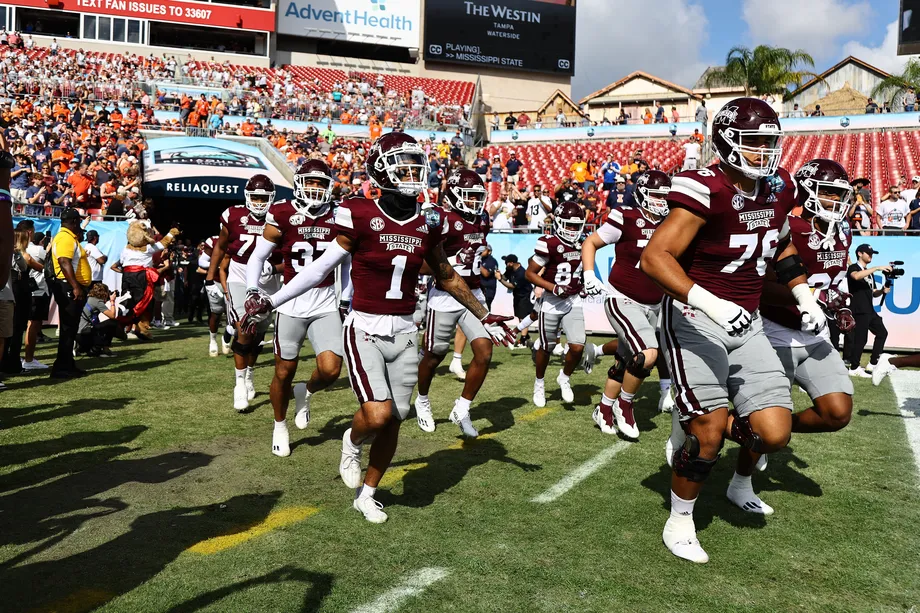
278, 0, 419, 48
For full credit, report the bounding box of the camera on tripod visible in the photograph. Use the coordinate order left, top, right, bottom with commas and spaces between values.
884, 260, 905, 287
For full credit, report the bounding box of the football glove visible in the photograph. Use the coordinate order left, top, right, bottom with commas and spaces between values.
480, 313, 516, 347
259, 260, 276, 284
552, 283, 580, 298
338, 300, 351, 321
817, 288, 851, 315
582, 270, 606, 296
204, 280, 224, 301
835, 307, 856, 333
240, 290, 273, 336
687, 284, 752, 337
455, 246, 477, 268
792, 284, 827, 334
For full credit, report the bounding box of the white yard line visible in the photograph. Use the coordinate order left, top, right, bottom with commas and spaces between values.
350, 567, 451, 613
890, 371, 920, 479
531, 441, 631, 503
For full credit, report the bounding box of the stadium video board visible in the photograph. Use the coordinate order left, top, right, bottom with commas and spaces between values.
899, 0, 920, 54
423, 0, 576, 75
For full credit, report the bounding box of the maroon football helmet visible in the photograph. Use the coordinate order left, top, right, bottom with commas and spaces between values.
244, 173, 275, 217
444, 168, 486, 219
553, 201, 586, 246
633, 170, 672, 220
293, 159, 333, 214
711, 97, 784, 179
366, 132, 428, 197
794, 159, 853, 237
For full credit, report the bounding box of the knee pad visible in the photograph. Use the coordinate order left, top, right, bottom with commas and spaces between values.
730, 412, 764, 452
231, 339, 254, 357
626, 352, 653, 379
672, 434, 719, 482
607, 354, 626, 383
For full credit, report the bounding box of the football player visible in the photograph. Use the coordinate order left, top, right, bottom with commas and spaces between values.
759, 160, 855, 440
582, 170, 672, 439
415, 169, 493, 437
205, 174, 281, 412
641, 97, 826, 563
246, 160, 349, 457
242, 133, 514, 523
525, 202, 588, 407
198, 235, 231, 357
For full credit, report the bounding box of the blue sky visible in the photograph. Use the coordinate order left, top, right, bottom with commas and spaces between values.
572, 0, 907, 99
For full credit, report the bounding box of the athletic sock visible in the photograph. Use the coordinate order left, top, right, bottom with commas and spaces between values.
359, 484, 376, 499
729, 472, 753, 491
452, 352, 463, 361
454, 396, 472, 416
558, 371, 570, 383
416, 393, 429, 405
274, 419, 287, 430
209, 332, 217, 343
245, 366, 254, 378
619, 390, 635, 404
226, 324, 235, 336
600, 393, 615, 409
235, 368, 246, 383
594, 343, 605, 356
660, 378, 672, 392
535, 377, 544, 386
344, 432, 361, 452
670, 490, 697, 518
517, 314, 535, 332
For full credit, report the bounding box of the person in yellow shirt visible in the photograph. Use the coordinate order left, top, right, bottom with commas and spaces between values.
50, 208, 92, 377
570, 153, 588, 186
436, 139, 450, 160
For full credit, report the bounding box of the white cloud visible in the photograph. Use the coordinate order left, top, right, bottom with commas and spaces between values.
742, 0, 871, 60
572, 0, 709, 100
842, 19, 919, 74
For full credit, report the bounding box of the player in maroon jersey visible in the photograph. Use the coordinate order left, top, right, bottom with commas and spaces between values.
760, 159, 855, 442
525, 201, 587, 407
415, 169, 493, 438
245, 160, 349, 457
641, 97, 829, 563
198, 235, 232, 357
242, 133, 514, 523
582, 170, 673, 439
205, 174, 282, 412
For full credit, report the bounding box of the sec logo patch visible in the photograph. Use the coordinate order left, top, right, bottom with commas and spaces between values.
289, 214, 305, 227
454, 221, 464, 231
240, 215, 249, 225
557, 245, 565, 253
807, 232, 823, 250
731, 194, 745, 211
635, 217, 646, 228
370, 217, 385, 231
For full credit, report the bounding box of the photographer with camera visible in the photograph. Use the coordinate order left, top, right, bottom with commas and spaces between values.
846, 244, 895, 377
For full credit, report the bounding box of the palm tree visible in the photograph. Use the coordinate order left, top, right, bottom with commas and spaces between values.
702, 45, 819, 98
871, 58, 920, 106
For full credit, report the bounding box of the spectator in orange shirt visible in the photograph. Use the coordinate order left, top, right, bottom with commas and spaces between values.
195, 95, 209, 124
110, 106, 123, 130
570, 152, 588, 187
369, 119, 383, 141
643, 108, 653, 124
340, 110, 353, 124
179, 94, 191, 126
67, 164, 95, 205
690, 128, 704, 144
51, 142, 75, 164
240, 119, 256, 136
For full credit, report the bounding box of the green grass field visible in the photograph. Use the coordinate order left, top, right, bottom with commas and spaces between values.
2, 325, 919, 613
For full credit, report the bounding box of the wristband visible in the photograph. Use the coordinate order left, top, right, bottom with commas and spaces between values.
583, 269, 599, 283
791, 283, 818, 307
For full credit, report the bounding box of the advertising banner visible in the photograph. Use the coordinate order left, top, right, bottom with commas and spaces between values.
142, 137, 293, 200
424, 0, 576, 75
277, 0, 419, 47
484, 233, 920, 351
489, 122, 704, 144
6, 0, 276, 31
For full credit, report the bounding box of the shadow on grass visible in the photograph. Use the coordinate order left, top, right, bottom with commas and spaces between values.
165, 565, 334, 613
0, 425, 147, 468
475, 397, 526, 436
3, 491, 282, 613
379, 437, 541, 509
639, 446, 820, 531
859, 408, 919, 418
294, 414, 354, 449
0, 397, 133, 431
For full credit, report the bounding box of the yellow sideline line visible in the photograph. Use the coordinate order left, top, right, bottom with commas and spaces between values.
187, 506, 319, 555
380, 407, 555, 488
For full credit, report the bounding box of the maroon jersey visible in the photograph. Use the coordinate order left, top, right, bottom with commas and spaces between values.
335, 198, 446, 316
533, 235, 584, 293
435, 209, 487, 291
761, 216, 852, 329
266, 199, 338, 286
599, 206, 662, 305
668, 164, 797, 313
220, 205, 267, 265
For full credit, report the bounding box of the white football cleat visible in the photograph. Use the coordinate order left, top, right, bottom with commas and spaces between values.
580, 342, 597, 374
21, 359, 48, 371
849, 366, 871, 379
556, 370, 574, 403
552, 343, 566, 357
339, 429, 363, 489
449, 400, 479, 438
293, 383, 310, 430
272, 424, 291, 457
449, 359, 467, 381
662, 515, 709, 563
221, 336, 231, 355
353, 493, 388, 523
755, 454, 768, 472
658, 388, 675, 413
727, 484, 775, 515
233, 382, 249, 412
245, 372, 256, 401
665, 409, 685, 468
209, 340, 219, 357
612, 399, 640, 440
415, 395, 436, 433
533, 379, 546, 408
872, 354, 897, 386
592, 405, 618, 435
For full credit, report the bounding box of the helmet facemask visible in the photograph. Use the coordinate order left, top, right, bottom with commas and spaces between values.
717, 126, 784, 179
637, 186, 670, 222
554, 214, 585, 246
450, 184, 486, 219
376, 145, 428, 196
245, 188, 274, 218
803, 180, 853, 242
294, 173, 332, 215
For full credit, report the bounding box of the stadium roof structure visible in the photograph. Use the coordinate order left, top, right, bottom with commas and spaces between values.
579, 71, 701, 106
787, 56, 891, 99
535, 89, 589, 120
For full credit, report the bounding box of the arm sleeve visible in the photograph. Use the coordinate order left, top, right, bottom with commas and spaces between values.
270, 239, 349, 308
596, 209, 624, 245
246, 235, 276, 290
339, 254, 353, 301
